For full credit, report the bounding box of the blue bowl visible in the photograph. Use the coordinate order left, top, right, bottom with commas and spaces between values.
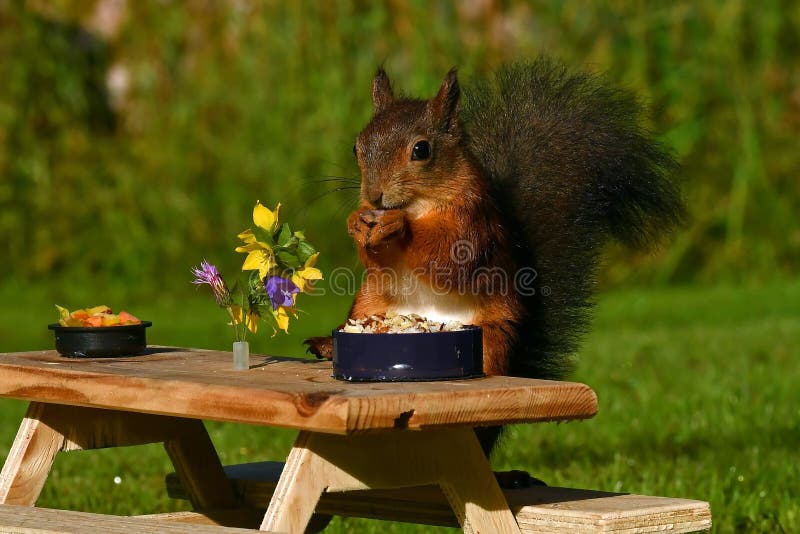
333, 326, 483, 382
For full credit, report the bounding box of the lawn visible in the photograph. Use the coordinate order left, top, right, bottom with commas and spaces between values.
0, 279, 797, 533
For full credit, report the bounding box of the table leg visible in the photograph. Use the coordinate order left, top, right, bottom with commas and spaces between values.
260, 426, 521, 534
0, 402, 235, 509
0, 403, 61, 505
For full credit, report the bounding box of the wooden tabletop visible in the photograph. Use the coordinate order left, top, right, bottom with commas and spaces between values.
0, 348, 597, 434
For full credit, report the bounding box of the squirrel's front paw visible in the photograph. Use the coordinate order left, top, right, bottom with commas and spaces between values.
304, 336, 334, 360
347, 209, 406, 250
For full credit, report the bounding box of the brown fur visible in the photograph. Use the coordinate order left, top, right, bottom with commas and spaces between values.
306, 71, 522, 377
307, 61, 685, 460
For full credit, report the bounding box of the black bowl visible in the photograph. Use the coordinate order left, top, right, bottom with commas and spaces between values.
48, 322, 152, 358
332, 326, 483, 382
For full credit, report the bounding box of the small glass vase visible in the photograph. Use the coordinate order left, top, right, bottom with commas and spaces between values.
233, 341, 250, 370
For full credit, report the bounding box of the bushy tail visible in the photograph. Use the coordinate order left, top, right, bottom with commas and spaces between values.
463, 59, 685, 379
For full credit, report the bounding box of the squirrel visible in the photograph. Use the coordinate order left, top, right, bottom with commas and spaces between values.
305, 59, 684, 454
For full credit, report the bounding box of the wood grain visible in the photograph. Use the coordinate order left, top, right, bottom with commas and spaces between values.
135, 509, 332, 533
134, 510, 266, 529
261, 428, 522, 534
0, 402, 235, 509
168, 461, 712, 532
0, 504, 264, 533
0, 349, 598, 434
0, 403, 61, 505
162, 419, 237, 510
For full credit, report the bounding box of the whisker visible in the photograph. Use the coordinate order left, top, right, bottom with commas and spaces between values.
293, 170, 362, 226
318, 158, 356, 174
299, 186, 360, 215
334, 194, 360, 220
311, 187, 360, 204
302, 175, 360, 185
306, 178, 361, 185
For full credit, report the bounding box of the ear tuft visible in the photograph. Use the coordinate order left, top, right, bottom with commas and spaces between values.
372, 68, 394, 114
428, 68, 460, 132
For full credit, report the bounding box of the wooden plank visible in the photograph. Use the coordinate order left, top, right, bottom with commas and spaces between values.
134, 510, 265, 529
0, 403, 235, 509
0, 349, 597, 434
507, 487, 712, 533
0, 403, 62, 505
260, 428, 521, 534
0, 504, 263, 533
136, 509, 332, 533
163, 419, 237, 510
168, 462, 712, 533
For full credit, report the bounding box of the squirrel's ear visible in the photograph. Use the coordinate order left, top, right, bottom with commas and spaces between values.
372, 68, 394, 114
428, 68, 460, 132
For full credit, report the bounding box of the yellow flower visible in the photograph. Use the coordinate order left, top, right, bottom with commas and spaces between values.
271, 306, 290, 336
236, 201, 281, 280
291, 252, 323, 291
254, 200, 280, 233
239, 248, 276, 280
230, 304, 259, 334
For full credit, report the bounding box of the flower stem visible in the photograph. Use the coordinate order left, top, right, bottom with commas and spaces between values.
240, 286, 248, 343
226, 306, 240, 342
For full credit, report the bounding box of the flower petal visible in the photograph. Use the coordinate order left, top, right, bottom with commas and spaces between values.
235, 242, 262, 253
237, 229, 256, 243
253, 201, 277, 232
257, 261, 274, 281
298, 266, 322, 280
304, 252, 319, 269
230, 304, 243, 324
246, 312, 258, 334
241, 250, 267, 272
291, 273, 304, 291
273, 306, 289, 333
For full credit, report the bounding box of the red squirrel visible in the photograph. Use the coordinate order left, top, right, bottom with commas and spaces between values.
306, 60, 684, 452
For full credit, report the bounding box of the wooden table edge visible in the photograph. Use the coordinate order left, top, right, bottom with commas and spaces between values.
0, 350, 599, 435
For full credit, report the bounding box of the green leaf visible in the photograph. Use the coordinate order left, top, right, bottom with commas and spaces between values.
248, 270, 261, 291
254, 226, 275, 246
277, 223, 293, 247
276, 249, 301, 269
297, 240, 316, 263
293, 230, 306, 240
247, 271, 269, 308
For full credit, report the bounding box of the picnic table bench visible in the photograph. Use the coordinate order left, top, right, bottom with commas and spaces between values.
0, 347, 711, 533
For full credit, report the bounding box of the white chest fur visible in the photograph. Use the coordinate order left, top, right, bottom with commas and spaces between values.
389, 268, 478, 324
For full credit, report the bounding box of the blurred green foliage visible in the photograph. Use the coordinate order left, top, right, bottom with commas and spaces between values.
1, 1, 798, 293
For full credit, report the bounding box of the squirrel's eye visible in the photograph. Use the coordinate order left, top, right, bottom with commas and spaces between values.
411, 140, 431, 161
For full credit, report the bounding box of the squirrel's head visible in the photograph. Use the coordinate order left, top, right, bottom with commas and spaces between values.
354, 68, 477, 217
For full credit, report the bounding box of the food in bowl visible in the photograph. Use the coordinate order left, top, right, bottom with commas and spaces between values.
56, 304, 141, 327
333, 313, 482, 382
339, 312, 468, 334
50, 304, 150, 358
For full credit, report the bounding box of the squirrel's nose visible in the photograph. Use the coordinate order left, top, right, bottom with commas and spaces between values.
368, 192, 383, 208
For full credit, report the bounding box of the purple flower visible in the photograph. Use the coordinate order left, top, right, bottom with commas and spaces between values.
265, 275, 299, 310
191, 260, 232, 307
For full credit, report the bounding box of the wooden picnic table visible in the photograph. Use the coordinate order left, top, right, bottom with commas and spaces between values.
0, 347, 599, 533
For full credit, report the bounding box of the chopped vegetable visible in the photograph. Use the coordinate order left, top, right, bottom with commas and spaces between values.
55, 305, 142, 327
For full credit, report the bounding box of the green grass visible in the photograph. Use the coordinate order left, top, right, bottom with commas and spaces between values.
3, 3, 800, 286
1, 280, 798, 532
